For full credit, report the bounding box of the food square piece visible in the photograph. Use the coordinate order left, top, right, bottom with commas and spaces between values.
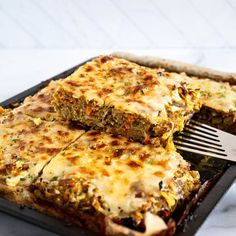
0, 111, 84, 203
188, 78, 236, 134
161, 72, 236, 134
53, 56, 202, 147
155, 72, 236, 134
111, 52, 236, 134
33, 130, 200, 234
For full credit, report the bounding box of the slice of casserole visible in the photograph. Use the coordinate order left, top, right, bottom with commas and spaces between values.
0, 111, 84, 204
111, 52, 236, 135
159, 72, 236, 134
33, 130, 200, 234
164, 72, 236, 134
188, 77, 236, 134
53, 56, 202, 147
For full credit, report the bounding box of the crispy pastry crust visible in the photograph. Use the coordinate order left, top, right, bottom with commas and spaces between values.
112, 52, 236, 85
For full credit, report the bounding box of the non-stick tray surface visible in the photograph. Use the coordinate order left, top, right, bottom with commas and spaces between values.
0, 58, 235, 236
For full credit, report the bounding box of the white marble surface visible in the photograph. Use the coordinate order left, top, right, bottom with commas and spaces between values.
1, 0, 236, 49
0, 49, 235, 236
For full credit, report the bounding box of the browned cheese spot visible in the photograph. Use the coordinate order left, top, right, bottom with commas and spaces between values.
139, 153, 151, 162
100, 56, 113, 64
85, 65, 94, 72
164, 72, 171, 78
154, 171, 165, 178
104, 156, 111, 165
43, 128, 49, 132
110, 140, 119, 146
59, 178, 76, 187
18, 140, 26, 151
29, 140, 35, 145
100, 168, 110, 177
156, 159, 168, 168
79, 167, 95, 176
88, 131, 100, 137
97, 143, 106, 149
110, 134, 119, 139
125, 98, 145, 104
97, 88, 112, 97
37, 147, 61, 156
30, 126, 40, 133
129, 85, 146, 95
57, 130, 70, 136
144, 74, 153, 81
135, 191, 146, 198
32, 106, 54, 113
42, 135, 53, 144
127, 160, 142, 168
66, 81, 79, 87
114, 169, 124, 174
38, 94, 46, 99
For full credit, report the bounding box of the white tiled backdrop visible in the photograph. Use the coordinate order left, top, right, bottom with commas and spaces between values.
1, 0, 236, 49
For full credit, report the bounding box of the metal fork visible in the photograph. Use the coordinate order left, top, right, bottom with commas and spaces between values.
174, 120, 236, 161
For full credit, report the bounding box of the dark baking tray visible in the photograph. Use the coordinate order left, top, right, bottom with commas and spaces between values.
0, 58, 235, 236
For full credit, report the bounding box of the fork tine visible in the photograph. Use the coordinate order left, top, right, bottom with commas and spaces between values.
175, 136, 224, 150
185, 123, 218, 137
175, 119, 236, 161
174, 140, 226, 155
189, 120, 218, 132
175, 145, 227, 159
180, 130, 220, 143
182, 126, 219, 140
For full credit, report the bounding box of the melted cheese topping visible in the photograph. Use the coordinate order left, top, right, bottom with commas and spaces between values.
36, 130, 200, 218
56, 56, 201, 125
16, 80, 63, 121
0, 112, 84, 187
168, 73, 236, 114
188, 77, 236, 113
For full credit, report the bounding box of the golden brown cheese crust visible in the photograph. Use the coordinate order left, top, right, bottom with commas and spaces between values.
0, 112, 84, 187
53, 56, 202, 147
33, 130, 200, 228
15, 80, 63, 121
